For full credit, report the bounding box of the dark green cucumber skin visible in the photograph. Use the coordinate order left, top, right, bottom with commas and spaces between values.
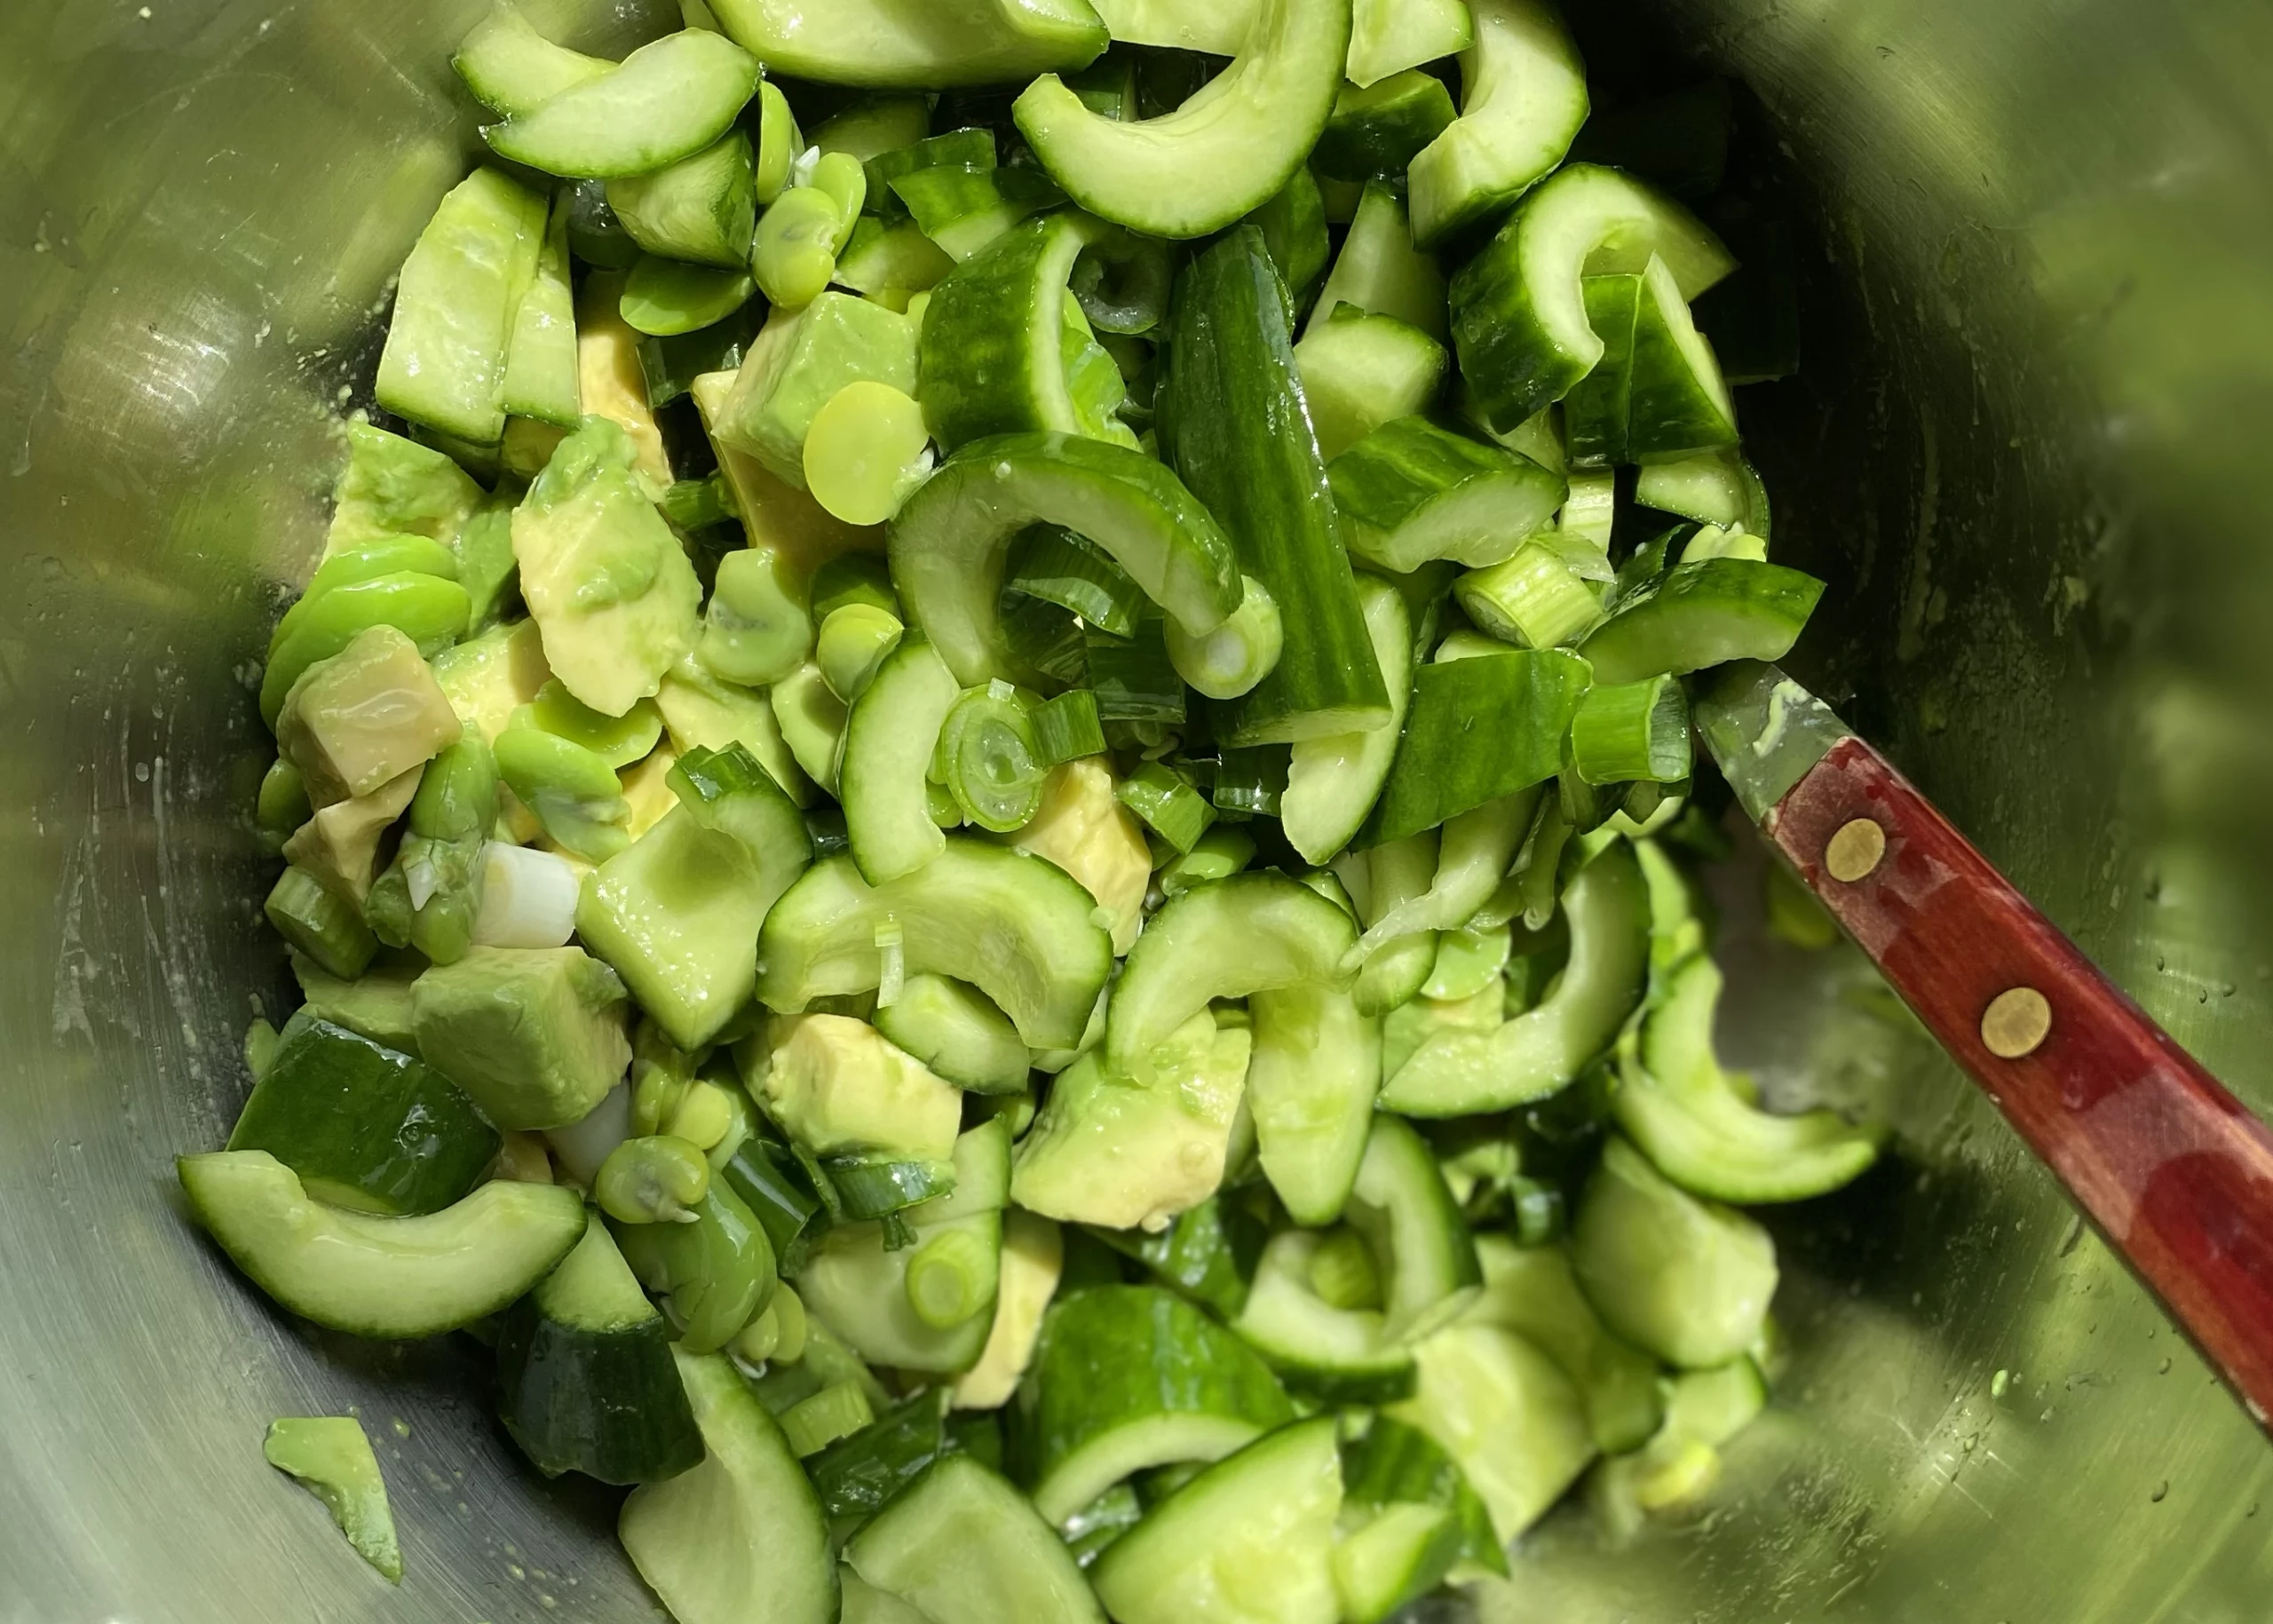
1340, 1415, 1508, 1578
495, 1301, 704, 1485
1563, 274, 1640, 470
1359, 649, 1592, 845
1011, 1285, 1294, 1488
1327, 415, 1565, 538
717, 1133, 828, 1275
807, 1390, 955, 1520
918, 215, 1081, 453
1313, 76, 1459, 183
1083, 1193, 1268, 1320
867, 129, 998, 219
227, 1017, 497, 1216
1245, 169, 1329, 312
1158, 227, 1390, 745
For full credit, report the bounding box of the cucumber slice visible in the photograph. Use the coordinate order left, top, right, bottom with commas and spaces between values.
1358, 648, 1590, 846
1332, 1502, 1459, 1624
1303, 182, 1445, 342
1616, 954, 1881, 1202
502, 194, 582, 429
1576, 558, 1823, 685
893, 165, 1068, 262
1088, 0, 1252, 54
606, 130, 758, 269
1091, 1416, 1343, 1624
1232, 1230, 1414, 1403
1627, 254, 1740, 460
710, 0, 1107, 89
1632, 447, 1770, 533
1350, 789, 1539, 960
867, 129, 999, 220
1406, 0, 1587, 248
1105, 872, 1357, 1073
178, 1151, 586, 1339
848, 1454, 1105, 1623
1244, 169, 1331, 309
1449, 163, 1737, 432
1339, 834, 1439, 1016
453, 3, 612, 117
1246, 974, 1381, 1225
620, 1350, 837, 1624
840, 635, 962, 883
1380, 842, 1648, 1114
484, 29, 762, 180
1014, 0, 1350, 239
835, 218, 956, 305
843, 1571, 933, 1623
1159, 228, 1392, 744
919, 213, 1136, 453
495, 1221, 705, 1484
1281, 574, 1411, 865
757, 844, 1112, 1049
1463, 1236, 1665, 1454
1571, 1136, 1777, 1369
377, 167, 549, 446
1347, 0, 1469, 86
1292, 311, 1447, 463
1019, 1285, 1295, 1525
1562, 273, 1640, 469
1386, 1322, 1594, 1543
887, 432, 1241, 689
1328, 416, 1566, 573
874, 973, 1034, 1095
1337, 1413, 1504, 1580
1314, 70, 1457, 181
1345, 1115, 1481, 1342
226, 1017, 498, 1216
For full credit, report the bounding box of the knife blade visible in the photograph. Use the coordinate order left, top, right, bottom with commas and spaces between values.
1690, 660, 1855, 824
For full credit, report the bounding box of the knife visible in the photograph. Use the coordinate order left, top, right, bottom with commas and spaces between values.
1694, 661, 2273, 1432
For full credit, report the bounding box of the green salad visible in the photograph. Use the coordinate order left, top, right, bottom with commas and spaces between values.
186, 0, 1883, 1617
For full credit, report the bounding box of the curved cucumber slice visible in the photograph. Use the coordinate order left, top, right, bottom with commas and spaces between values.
1385, 1323, 1593, 1543
1281, 575, 1411, 865
919, 213, 1133, 453
453, 4, 612, 117
178, 1151, 586, 1339
1246, 982, 1380, 1226
1332, 1502, 1459, 1624
1615, 954, 1881, 1202
1336, 1413, 1505, 1580
1314, 71, 1458, 181
1327, 415, 1567, 574
756, 844, 1113, 1049
1021, 1285, 1295, 1525
1105, 872, 1357, 1073
1014, 0, 1351, 239
621, 1350, 838, 1624
1232, 1231, 1415, 1403
874, 973, 1034, 1095
1627, 254, 1739, 459
1463, 1235, 1664, 1455
1576, 558, 1823, 685
711, 0, 1107, 89
841, 635, 962, 883
848, 1454, 1105, 1623
1345, 1115, 1482, 1343
1449, 163, 1737, 432
1091, 1415, 1343, 1624
1303, 182, 1445, 343
887, 432, 1241, 688
1406, 0, 1588, 248
1378, 842, 1648, 1115
1088, 0, 1253, 54
1570, 1136, 1777, 1369
483, 29, 761, 180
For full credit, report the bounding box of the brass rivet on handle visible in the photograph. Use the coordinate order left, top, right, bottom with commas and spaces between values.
1981, 987, 2053, 1059
1824, 817, 1887, 882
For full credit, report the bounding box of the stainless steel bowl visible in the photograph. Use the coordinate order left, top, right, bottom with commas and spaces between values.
5, 1, 2271, 1619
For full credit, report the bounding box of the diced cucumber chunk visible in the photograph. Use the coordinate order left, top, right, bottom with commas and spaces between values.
1577, 558, 1824, 685
1293, 311, 1447, 463
1304, 181, 1445, 342
1245, 981, 1380, 1225
847, 1454, 1105, 1623
502, 194, 582, 428
875, 974, 1034, 1095
1346, 0, 1469, 87
1358, 648, 1590, 846
1328, 415, 1566, 574
1232, 1230, 1414, 1403
710, 0, 1107, 89
1331, 1502, 1459, 1624
608, 129, 758, 270
1463, 1236, 1666, 1454
483, 28, 762, 180
453, 3, 612, 118
1281, 575, 1411, 865
1386, 1322, 1594, 1544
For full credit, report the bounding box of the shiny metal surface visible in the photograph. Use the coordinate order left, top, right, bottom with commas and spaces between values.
4, 2, 2272, 1621
1692, 661, 1853, 822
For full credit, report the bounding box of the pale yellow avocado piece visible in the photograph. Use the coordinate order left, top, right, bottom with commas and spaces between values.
432, 617, 552, 745
1006, 757, 1151, 954
763, 1013, 963, 1162
512, 416, 702, 718
952, 1210, 1064, 1411
276, 624, 461, 806
690, 368, 882, 583
263, 1415, 402, 1583
653, 653, 813, 808
618, 741, 681, 840
281, 765, 423, 903
1010, 1011, 1250, 1232
575, 273, 672, 496
322, 419, 483, 558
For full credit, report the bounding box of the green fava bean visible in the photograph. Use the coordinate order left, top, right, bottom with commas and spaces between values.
614, 1180, 778, 1354
621, 254, 758, 338
259, 571, 471, 726
256, 758, 311, 856
597, 1134, 714, 1224
753, 82, 802, 207
700, 545, 813, 687
493, 725, 632, 862
409, 728, 500, 842
810, 151, 867, 240
815, 603, 905, 703
299, 534, 459, 600
752, 187, 843, 311
523, 679, 665, 769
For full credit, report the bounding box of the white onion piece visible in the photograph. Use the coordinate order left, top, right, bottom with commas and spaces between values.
470, 841, 581, 948
546, 1080, 632, 1187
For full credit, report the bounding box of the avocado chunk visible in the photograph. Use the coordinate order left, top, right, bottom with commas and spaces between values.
1003, 758, 1150, 955
263, 1415, 402, 1583
512, 416, 702, 718
276, 623, 463, 806
291, 954, 423, 1053
950, 1209, 1063, 1410
1010, 1011, 1250, 1232
279, 765, 423, 904
325, 421, 483, 558
411, 946, 632, 1130
761, 1013, 962, 1162
432, 617, 554, 745
715, 296, 919, 488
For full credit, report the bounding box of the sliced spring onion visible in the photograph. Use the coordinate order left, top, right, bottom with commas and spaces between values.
1454, 543, 1604, 649
1032, 689, 1107, 764
470, 840, 582, 948
1569, 676, 1693, 785
1159, 825, 1258, 897
1116, 760, 1217, 853
1164, 574, 1285, 701
903, 1226, 996, 1329
1084, 618, 1186, 723
933, 685, 1049, 833
803, 381, 935, 526
1004, 525, 1146, 638
264, 866, 378, 979
781, 1380, 878, 1458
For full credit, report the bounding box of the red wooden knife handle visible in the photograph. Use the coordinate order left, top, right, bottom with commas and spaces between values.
1766, 735, 2273, 1430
